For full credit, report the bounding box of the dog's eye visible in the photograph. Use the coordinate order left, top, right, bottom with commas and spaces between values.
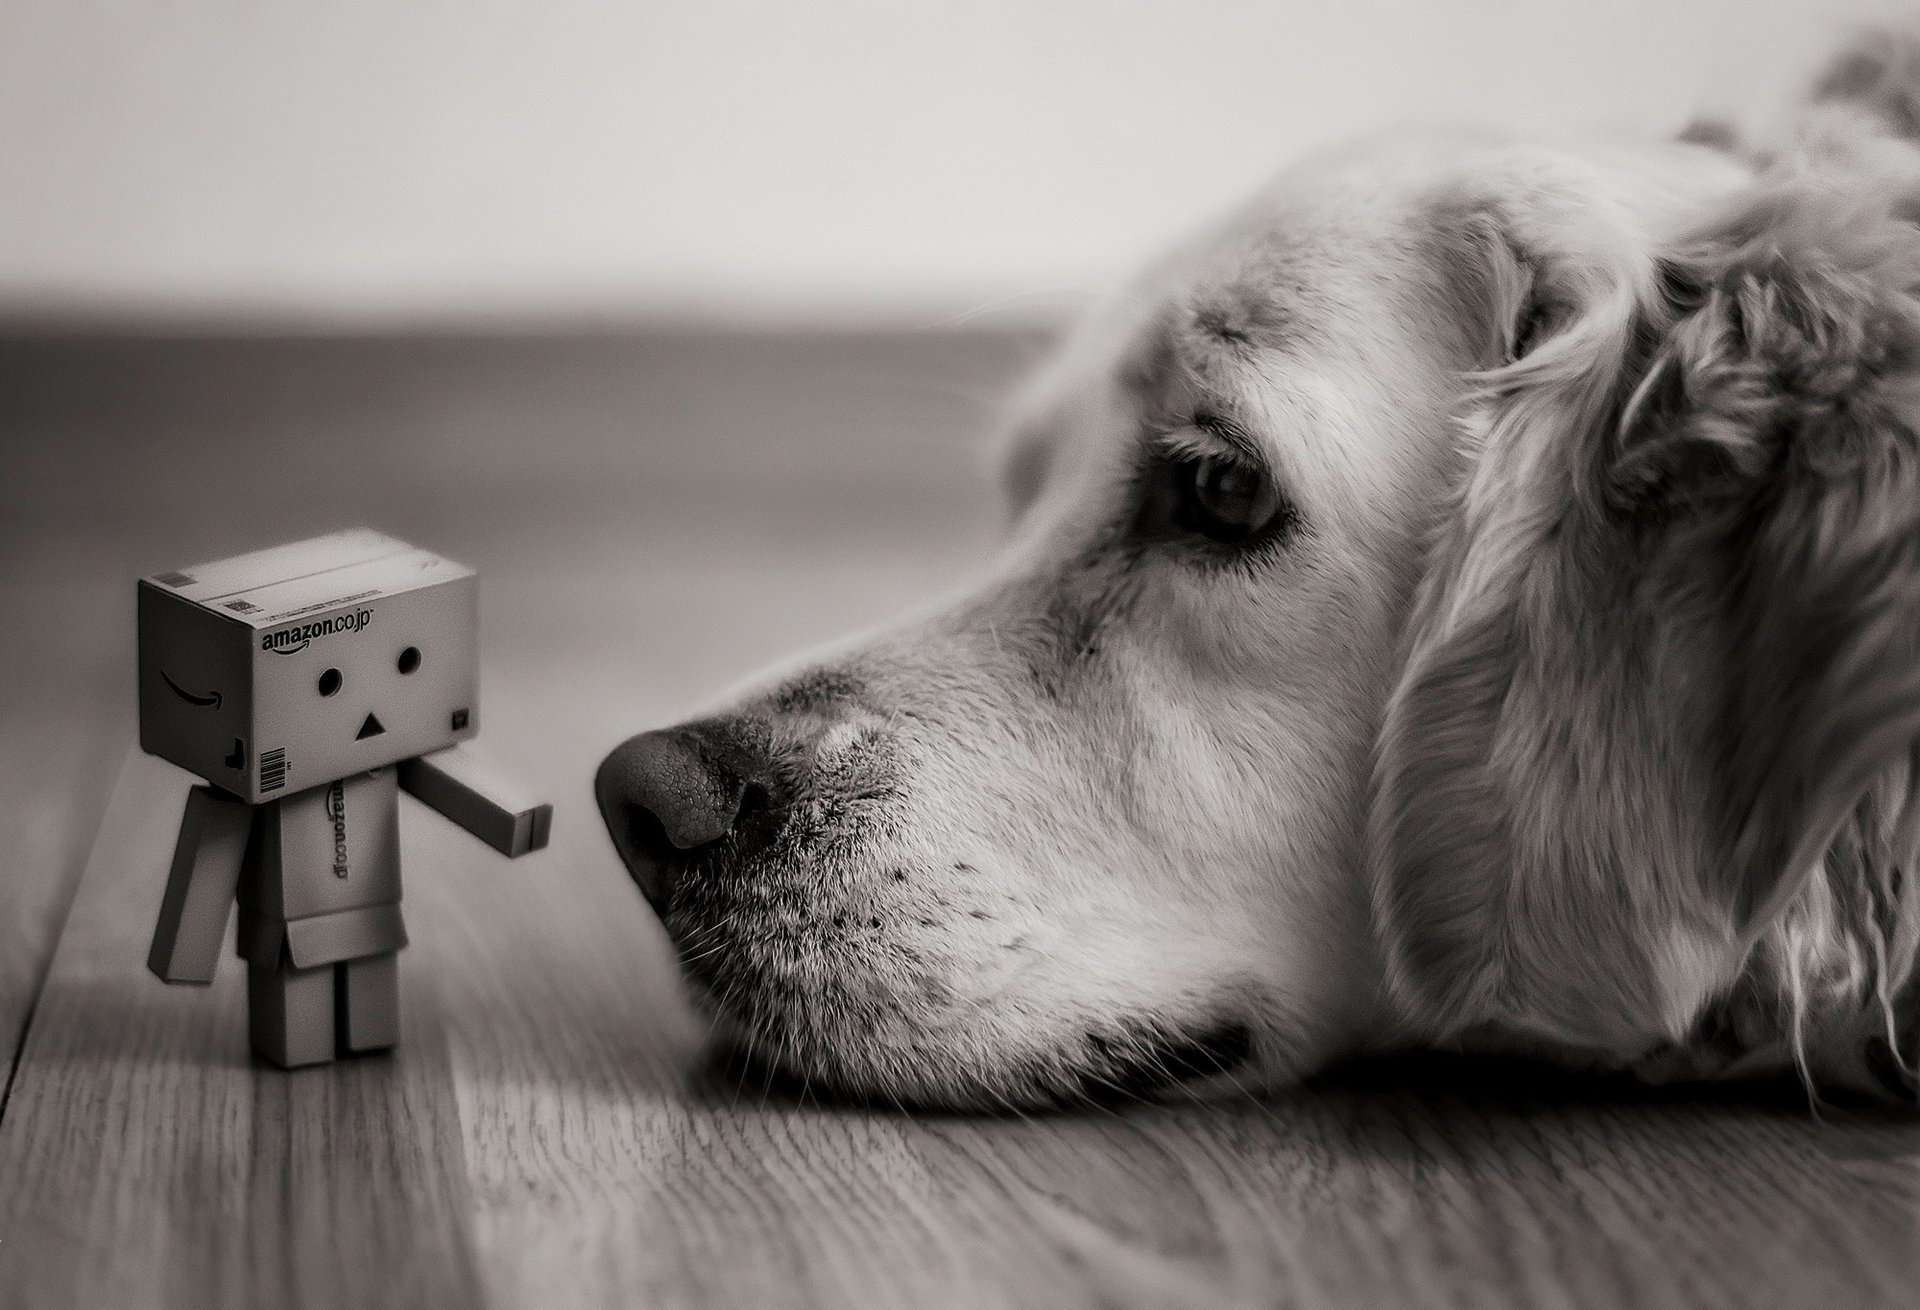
1174, 454, 1287, 543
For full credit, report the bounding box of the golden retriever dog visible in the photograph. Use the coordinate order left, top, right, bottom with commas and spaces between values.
598, 33, 1920, 1109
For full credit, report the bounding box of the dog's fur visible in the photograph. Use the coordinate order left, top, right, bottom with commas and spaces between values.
605, 33, 1920, 1109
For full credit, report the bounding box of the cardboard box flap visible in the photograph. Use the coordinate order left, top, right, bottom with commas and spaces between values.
283, 903, 409, 968
225, 549, 473, 630
145, 529, 409, 606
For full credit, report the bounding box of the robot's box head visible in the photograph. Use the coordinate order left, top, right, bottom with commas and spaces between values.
138, 529, 479, 802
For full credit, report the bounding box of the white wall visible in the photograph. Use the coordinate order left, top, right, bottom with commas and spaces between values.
0, 0, 1898, 327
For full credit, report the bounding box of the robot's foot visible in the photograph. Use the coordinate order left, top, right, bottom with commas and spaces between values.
336, 953, 400, 1055
246, 954, 402, 1067
249, 962, 337, 1068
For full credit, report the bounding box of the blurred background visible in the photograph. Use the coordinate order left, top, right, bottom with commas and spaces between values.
0, 0, 1888, 331
0, 0, 1905, 1050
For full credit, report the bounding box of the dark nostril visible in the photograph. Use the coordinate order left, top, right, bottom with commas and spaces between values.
616, 800, 676, 864
595, 727, 752, 912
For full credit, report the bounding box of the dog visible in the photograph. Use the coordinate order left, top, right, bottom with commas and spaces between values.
598, 32, 1920, 1110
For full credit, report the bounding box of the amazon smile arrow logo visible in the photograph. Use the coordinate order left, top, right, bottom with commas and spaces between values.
160, 670, 223, 710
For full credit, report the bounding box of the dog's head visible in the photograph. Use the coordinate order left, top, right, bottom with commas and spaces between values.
599, 40, 1920, 1108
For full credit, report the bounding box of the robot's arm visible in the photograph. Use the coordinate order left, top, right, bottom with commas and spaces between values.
399, 743, 552, 858
148, 785, 252, 984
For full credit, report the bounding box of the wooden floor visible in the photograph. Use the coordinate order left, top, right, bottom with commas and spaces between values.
2, 329, 1918, 1309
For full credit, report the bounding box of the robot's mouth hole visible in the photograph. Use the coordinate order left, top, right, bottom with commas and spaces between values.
356, 713, 386, 740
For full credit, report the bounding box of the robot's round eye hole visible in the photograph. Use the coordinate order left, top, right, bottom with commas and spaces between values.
397, 647, 422, 674
318, 668, 343, 696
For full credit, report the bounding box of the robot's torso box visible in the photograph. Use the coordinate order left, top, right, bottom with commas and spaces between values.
138, 528, 479, 804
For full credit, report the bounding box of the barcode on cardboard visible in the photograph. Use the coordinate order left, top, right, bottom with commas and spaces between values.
259, 748, 288, 793
223, 598, 260, 614
154, 571, 196, 588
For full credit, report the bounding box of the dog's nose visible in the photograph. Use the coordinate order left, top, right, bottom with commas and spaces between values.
595, 725, 754, 912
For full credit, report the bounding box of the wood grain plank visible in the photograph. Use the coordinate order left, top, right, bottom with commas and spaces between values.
0, 751, 485, 1310
0, 547, 133, 1086
6, 332, 1920, 1310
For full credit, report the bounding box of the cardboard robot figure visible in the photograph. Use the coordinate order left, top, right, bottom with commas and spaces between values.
138, 529, 552, 1067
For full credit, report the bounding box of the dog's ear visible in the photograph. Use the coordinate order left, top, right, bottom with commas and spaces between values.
1372, 165, 1920, 1090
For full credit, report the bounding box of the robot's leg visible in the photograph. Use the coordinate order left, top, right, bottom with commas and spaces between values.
336, 952, 401, 1055
248, 961, 337, 1068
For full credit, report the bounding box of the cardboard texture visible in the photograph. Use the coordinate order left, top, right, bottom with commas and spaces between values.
399, 744, 554, 857
248, 962, 337, 1068
285, 905, 408, 970
242, 768, 403, 920
139, 529, 479, 804
147, 786, 253, 984
337, 954, 401, 1053
138, 528, 551, 1069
